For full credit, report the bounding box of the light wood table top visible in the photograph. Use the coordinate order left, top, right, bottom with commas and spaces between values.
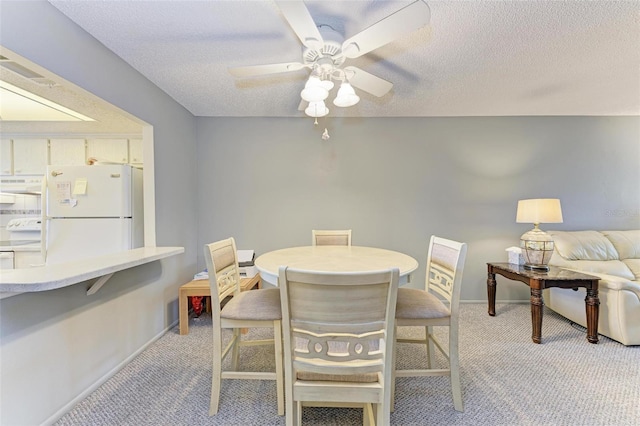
178, 274, 261, 335
255, 245, 418, 286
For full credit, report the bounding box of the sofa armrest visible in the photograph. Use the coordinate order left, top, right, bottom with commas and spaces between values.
563, 268, 640, 300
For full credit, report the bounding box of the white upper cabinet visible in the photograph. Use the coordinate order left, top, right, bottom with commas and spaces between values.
0, 139, 12, 175
50, 139, 86, 166
13, 139, 48, 175
87, 138, 129, 164
129, 139, 143, 164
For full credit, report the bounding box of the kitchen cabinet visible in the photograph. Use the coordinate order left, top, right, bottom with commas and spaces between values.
0, 139, 12, 175
12, 139, 48, 175
50, 139, 86, 166
129, 139, 143, 164
87, 138, 128, 164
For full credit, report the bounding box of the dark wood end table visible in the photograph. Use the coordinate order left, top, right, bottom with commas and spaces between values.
487, 262, 600, 344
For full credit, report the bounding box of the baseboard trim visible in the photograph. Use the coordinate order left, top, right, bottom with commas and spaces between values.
460, 300, 529, 304
42, 318, 179, 426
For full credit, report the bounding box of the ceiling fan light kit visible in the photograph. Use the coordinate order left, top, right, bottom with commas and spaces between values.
228, 0, 431, 121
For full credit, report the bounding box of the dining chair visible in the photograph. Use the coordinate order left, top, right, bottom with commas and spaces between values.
311, 229, 352, 246
279, 266, 399, 426
204, 237, 284, 416
393, 235, 467, 412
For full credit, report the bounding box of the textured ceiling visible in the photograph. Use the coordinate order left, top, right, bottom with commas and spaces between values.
0, 62, 143, 134
34, 0, 640, 119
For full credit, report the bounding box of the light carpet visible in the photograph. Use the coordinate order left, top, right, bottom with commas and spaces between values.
55, 304, 639, 425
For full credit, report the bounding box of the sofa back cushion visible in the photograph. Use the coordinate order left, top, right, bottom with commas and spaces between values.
548, 230, 635, 280
623, 259, 640, 281
602, 230, 640, 259
549, 231, 618, 261
602, 231, 640, 281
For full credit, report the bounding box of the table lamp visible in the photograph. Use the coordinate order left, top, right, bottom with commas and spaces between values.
516, 198, 563, 271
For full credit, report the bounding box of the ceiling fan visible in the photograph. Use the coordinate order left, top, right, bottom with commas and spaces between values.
228, 0, 431, 118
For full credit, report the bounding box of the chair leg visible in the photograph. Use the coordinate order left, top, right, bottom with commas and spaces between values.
285, 403, 294, 426
426, 326, 436, 368
274, 320, 285, 416
449, 326, 464, 412
375, 401, 387, 426
231, 328, 241, 371
209, 326, 223, 415
288, 401, 301, 426
390, 325, 397, 411
284, 328, 295, 425
363, 403, 374, 426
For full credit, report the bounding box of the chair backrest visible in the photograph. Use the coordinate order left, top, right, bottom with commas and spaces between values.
204, 238, 241, 316
424, 236, 467, 317
312, 229, 352, 246
279, 266, 399, 380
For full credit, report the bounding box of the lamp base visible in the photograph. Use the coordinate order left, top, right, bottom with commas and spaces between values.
520, 226, 555, 272
523, 263, 550, 272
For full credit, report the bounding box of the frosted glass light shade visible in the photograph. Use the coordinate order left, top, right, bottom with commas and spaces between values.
305, 101, 329, 117
333, 82, 360, 107
301, 86, 328, 102
320, 80, 335, 91
301, 76, 329, 102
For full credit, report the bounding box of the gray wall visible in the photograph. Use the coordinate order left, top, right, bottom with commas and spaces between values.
0, 2, 197, 425
0, 2, 638, 425
196, 116, 640, 301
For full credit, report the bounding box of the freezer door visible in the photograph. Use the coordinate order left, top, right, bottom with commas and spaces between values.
45, 218, 133, 265
47, 164, 132, 218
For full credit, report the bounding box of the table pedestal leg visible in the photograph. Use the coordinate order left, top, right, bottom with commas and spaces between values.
487, 272, 496, 316
585, 288, 600, 344
530, 288, 543, 344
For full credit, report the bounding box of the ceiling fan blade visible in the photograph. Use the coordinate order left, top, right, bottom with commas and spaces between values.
343, 66, 393, 97
275, 0, 323, 50
341, 0, 430, 59
228, 62, 307, 78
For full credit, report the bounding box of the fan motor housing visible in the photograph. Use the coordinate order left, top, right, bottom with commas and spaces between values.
302, 25, 345, 68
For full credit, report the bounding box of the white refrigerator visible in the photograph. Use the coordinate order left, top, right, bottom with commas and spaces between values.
43, 164, 144, 265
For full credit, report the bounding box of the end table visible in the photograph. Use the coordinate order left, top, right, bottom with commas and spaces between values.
487, 262, 600, 344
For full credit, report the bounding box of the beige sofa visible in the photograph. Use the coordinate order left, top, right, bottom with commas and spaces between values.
545, 230, 640, 346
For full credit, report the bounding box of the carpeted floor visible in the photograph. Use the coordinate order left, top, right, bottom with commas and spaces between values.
55, 303, 639, 425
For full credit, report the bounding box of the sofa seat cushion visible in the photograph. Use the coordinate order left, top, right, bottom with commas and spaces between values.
549, 257, 636, 281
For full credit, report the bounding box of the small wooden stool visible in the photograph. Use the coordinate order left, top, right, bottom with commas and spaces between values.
179, 274, 261, 335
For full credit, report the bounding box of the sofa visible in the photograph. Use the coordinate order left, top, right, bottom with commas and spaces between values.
545, 230, 640, 346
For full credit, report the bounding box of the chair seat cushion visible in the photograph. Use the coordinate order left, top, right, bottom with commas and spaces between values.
221, 287, 281, 320
396, 288, 450, 319
297, 371, 379, 383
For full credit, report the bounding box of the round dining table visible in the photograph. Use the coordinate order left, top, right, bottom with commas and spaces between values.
255, 245, 419, 286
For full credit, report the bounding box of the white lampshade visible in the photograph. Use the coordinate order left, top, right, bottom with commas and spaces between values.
320, 79, 335, 91
305, 101, 329, 118
516, 199, 563, 224
516, 198, 563, 271
333, 82, 360, 107
301, 76, 329, 102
